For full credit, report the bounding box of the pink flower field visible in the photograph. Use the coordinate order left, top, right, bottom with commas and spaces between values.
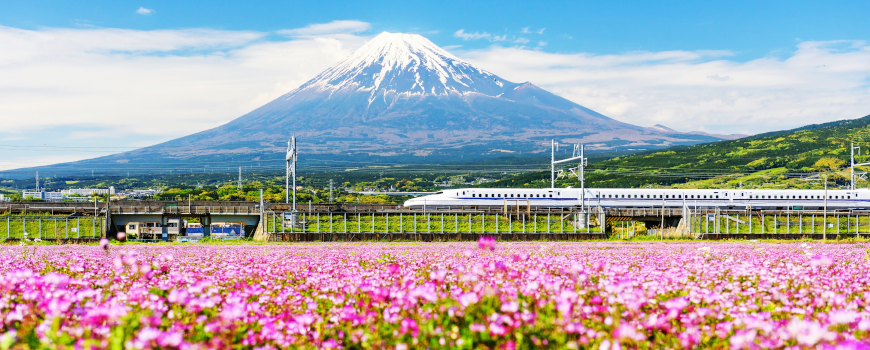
2, 240, 870, 349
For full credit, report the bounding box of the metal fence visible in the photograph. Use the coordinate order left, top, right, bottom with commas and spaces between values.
260, 210, 605, 242
686, 208, 870, 239
0, 216, 102, 240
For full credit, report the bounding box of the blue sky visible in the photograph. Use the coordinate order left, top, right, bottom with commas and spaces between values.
1, 0, 869, 171
3, 0, 867, 59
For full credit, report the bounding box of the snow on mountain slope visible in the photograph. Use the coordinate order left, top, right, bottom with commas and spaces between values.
290, 32, 513, 101
53, 32, 731, 168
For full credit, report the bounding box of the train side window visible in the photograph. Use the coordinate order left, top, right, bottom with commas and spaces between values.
549, 195, 553, 198
716, 195, 719, 198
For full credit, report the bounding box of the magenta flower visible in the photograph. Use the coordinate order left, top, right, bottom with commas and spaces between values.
478, 236, 496, 251
0, 242, 867, 348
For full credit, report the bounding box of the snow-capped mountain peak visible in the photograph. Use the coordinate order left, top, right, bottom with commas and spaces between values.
293, 32, 513, 100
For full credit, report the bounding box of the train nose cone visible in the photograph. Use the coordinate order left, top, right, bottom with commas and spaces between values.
403, 198, 417, 207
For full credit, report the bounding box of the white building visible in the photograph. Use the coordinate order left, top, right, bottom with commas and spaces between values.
22, 191, 65, 201
128, 189, 160, 197
62, 186, 115, 196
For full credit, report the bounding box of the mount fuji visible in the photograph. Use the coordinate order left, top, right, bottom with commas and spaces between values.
19, 32, 743, 174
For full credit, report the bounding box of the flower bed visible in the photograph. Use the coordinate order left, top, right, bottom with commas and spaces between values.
2, 241, 869, 349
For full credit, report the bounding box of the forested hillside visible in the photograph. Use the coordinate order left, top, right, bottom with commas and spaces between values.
483, 114, 870, 189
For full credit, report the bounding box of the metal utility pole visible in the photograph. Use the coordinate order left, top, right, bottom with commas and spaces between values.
259, 189, 264, 234
238, 167, 242, 191
850, 143, 870, 190
35, 171, 39, 192
329, 179, 334, 204
824, 174, 828, 240
551, 140, 556, 188
576, 144, 587, 207
852, 143, 857, 190
286, 136, 297, 209
554, 143, 587, 191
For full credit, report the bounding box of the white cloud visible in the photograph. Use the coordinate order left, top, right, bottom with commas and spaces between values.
2, 22, 869, 170
0, 23, 369, 170
136, 7, 154, 15
453, 29, 507, 42
537, 41, 547, 47
521, 27, 545, 34
453, 29, 491, 41
278, 20, 370, 36
458, 40, 870, 135
514, 38, 529, 44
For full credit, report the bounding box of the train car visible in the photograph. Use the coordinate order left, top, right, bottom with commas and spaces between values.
210, 222, 244, 237
187, 223, 204, 237
403, 188, 870, 209
124, 218, 182, 240
403, 188, 577, 209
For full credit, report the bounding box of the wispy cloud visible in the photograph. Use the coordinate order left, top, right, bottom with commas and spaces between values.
521, 27, 545, 34
453, 29, 491, 41
453, 29, 507, 42
513, 38, 529, 44
460, 40, 870, 134
0, 22, 369, 170
277, 20, 370, 36
1, 21, 869, 170
136, 7, 154, 15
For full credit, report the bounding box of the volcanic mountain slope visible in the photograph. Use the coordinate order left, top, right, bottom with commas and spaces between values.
112, 32, 732, 158
21, 32, 740, 175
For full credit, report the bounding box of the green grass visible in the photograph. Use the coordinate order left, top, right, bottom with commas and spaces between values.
264, 213, 603, 234
485, 114, 870, 190
0, 216, 102, 239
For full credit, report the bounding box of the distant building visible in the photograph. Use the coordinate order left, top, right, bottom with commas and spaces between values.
62, 186, 115, 196
22, 191, 65, 201
0, 194, 9, 202
127, 189, 160, 197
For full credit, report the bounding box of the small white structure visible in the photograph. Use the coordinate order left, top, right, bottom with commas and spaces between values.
62, 187, 115, 196
22, 191, 65, 201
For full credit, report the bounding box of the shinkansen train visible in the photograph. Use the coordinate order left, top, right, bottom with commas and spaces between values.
403, 188, 870, 209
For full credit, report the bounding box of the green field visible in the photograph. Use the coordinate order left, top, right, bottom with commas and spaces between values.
263, 212, 603, 234
0, 216, 103, 239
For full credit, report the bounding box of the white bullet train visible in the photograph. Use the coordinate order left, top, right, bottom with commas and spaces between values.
403, 188, 870, 209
